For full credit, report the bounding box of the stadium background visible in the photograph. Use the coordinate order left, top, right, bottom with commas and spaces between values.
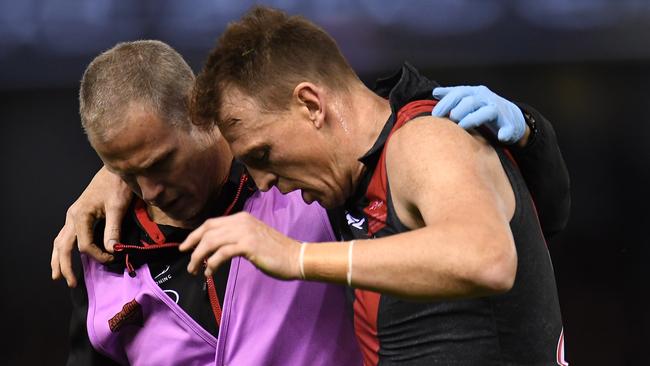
1, 1, 648, 365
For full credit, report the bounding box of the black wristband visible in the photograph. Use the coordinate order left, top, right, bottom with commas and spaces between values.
523, 110, 538, 137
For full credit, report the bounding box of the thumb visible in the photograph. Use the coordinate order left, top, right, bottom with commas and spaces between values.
103, 205, 126, 253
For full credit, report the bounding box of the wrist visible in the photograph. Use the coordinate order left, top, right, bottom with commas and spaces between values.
517, 125, 531, 148
516, 110, 538, 148
302, 242, 349, 284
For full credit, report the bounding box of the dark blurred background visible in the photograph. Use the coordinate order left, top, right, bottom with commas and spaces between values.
1, 1, 649, 365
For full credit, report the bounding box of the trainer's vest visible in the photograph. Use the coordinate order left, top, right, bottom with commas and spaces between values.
82, 188, 362, 366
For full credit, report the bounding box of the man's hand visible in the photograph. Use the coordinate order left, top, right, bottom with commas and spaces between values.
51, 166, 132, 287
432, 85, 527, 145
180, 212, 301, 280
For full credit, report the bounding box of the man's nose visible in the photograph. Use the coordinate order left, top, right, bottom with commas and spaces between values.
137, 176, 165, 203
248, 168, 278, 192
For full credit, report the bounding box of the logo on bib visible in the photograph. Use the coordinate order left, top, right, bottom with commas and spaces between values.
108, 299, 143, 332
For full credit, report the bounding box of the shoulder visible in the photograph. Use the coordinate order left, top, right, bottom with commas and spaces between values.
386, 115, 491, 179
385, 115, 515, 224
384, 115, 504, 205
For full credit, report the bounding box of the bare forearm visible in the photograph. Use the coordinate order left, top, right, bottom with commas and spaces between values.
303, 224, 516, 301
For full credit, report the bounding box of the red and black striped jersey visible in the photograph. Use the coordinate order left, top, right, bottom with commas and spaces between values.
333, 63, 566, 366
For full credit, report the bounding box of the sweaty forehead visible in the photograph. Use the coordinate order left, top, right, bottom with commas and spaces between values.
219, 86, 262, 120
218, 88, 259, 139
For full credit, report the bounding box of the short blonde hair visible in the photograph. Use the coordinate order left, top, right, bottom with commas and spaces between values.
79, 40, 194, 141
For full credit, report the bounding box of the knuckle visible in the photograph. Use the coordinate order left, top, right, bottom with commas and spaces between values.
202, 233, 215, 248
208, 253, 222, 267
195, 242, 209, 256
239, 238, 252, 251
190, 250, 202, 263
105, 226, 120, 235
243, 213, 255, 225
54, 240, 65, 251
67, 206, 79, 218
459, 95, 473, 107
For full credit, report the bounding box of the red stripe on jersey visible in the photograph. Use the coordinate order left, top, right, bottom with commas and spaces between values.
355, 99, 438, 363
353, 289, 381, 366
393, 100, 439, 132
363, 100, 438, 236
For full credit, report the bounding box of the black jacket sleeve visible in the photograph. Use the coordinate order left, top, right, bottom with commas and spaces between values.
67, 269, 120, 366
66, 225, 120, 366
510, 103, 571, 240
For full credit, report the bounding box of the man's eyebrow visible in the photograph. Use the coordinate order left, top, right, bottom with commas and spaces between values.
140, 149, 174, 171
219, 115, 241, 128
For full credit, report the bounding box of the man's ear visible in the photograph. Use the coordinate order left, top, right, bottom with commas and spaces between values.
293, 82, 324, 129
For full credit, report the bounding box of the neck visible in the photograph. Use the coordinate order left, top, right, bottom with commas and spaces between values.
334, 82, 392, 194
147, 205, 190, 228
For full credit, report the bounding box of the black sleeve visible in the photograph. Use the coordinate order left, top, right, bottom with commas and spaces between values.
66, 226, 121, 366
510, 103, 571, 240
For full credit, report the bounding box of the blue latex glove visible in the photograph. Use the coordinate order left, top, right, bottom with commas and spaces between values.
431, 85, 526, 144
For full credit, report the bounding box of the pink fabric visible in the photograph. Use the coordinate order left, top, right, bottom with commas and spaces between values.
83, 188, 361, 366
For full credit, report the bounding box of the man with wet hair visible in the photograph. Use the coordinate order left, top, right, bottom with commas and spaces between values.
184, 6, 569, 365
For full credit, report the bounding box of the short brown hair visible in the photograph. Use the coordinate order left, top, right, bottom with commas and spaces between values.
80, 40, 194, 141
191, 6, 358, 128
